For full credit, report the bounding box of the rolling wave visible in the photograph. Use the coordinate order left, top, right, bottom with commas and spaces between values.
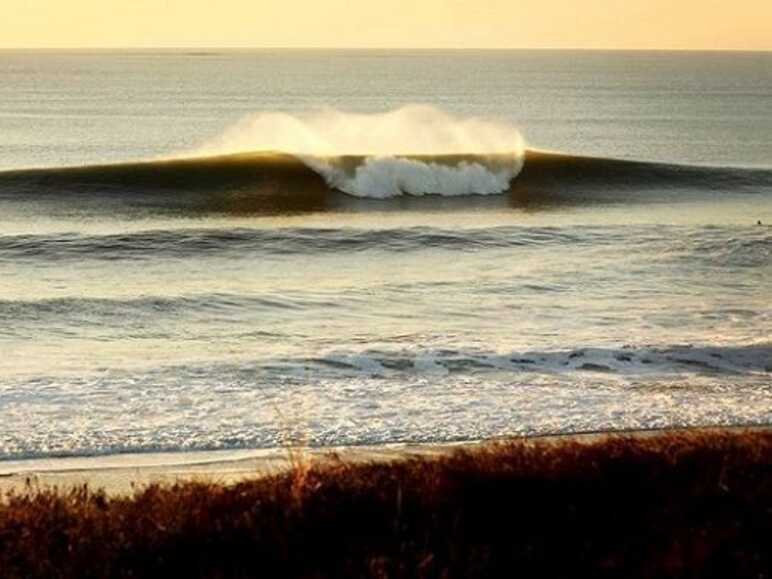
300, 344, 772, 378
1, 225, 768, 263
0, 150, 769, 215
0, 226, 608, 261
0, 293, 344, 331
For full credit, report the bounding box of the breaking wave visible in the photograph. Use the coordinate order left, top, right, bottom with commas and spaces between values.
0, 107, 769, 214
1, 150, 768, 199
191, 105, 525, 197
305, 154, 520, 198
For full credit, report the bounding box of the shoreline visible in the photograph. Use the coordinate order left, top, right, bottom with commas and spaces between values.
3, 424, 768, 495
1, 426, 768, 577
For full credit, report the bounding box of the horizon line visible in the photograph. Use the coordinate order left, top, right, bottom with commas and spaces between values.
0, 46, 770, 53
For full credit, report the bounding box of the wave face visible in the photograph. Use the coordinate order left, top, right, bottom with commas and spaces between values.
0, 150, 770, 216
0, 151, 523, 200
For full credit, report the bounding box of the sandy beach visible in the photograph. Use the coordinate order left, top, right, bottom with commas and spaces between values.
2, 425, 767, 495
0, 441, 459, 495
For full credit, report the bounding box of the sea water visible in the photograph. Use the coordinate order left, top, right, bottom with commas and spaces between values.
0, 50, 770, 459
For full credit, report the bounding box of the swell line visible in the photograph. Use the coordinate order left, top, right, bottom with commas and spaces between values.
0, 226, 601, 261
0, 150, 769, 216
0, 225, 768, 263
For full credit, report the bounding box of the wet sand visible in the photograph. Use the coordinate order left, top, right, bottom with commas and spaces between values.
2, 425, 767, 495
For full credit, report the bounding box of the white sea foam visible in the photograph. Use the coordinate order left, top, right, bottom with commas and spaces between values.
195, 105, 525, 197
305, 154, 520, 198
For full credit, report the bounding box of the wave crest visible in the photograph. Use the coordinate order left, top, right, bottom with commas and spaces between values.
194, 105, 525, 197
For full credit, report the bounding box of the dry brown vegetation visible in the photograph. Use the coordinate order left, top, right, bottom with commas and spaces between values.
0, 428, 769, 578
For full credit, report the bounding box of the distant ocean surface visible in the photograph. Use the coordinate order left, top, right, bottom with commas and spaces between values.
0, 50, 770, 460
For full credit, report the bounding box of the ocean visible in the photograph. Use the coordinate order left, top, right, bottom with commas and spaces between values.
0, 49, 770, 460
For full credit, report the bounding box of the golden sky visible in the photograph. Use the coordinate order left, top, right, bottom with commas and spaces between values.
2, 0, 770, 50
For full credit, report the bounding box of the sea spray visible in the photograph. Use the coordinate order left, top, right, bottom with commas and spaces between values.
194, 105, 525, 197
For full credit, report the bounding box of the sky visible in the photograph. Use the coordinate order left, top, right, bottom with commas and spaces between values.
1, 0, 770, 50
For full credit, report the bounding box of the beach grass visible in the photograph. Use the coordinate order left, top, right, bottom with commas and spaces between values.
0, 428, 769, 578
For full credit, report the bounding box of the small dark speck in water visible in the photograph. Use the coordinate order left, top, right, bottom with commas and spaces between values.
672, 358, 717, 370
579, 363, 613, 372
